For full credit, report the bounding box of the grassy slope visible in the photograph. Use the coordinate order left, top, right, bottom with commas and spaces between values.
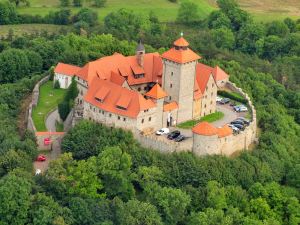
14, 0, 300, 23
16, 0, 214, 22
32, 81, 66, 131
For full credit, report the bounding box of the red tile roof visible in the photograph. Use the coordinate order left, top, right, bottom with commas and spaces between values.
192, 122, 218, 136
217, 125, 232, 138
84, 78, 155, 118
75, 53, 162, 86
54, 63, 81, 76
174, 37, 189, 47
213, 66, 229, 81
162, 48, 201, 64
145, 83, 167, 99
195, 63, 215, 95
163, 101, 178, 112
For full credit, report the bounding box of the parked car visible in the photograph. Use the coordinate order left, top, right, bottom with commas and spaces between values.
234, 105, 248, 112
232, 123, 245, 131
36, 155, 46, 162
216, 96, 223, 103
237, 117, 250, 125
156, 128, 170, 135
220, 98, 230, 104
232, 119, 245, 125
228, 124, 240, 134
174, 134, 185, 142
167, 130, 180, 140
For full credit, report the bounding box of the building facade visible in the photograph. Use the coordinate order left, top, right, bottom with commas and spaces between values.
54, 36, 229, 133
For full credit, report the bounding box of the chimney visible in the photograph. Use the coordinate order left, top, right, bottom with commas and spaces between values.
136, 40, 145, 68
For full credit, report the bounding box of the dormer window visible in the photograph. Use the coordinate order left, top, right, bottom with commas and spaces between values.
95, 97, 104, 103
95, 86, 110, 103
116, 105, 127, 110
134, 74, 145, 79
116, 95, 131, 111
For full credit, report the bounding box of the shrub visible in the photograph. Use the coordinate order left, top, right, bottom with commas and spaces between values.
217, 90, 247, 104
54, 80, 60, 89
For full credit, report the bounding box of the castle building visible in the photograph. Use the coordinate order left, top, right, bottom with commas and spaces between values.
54, 37, 229, 133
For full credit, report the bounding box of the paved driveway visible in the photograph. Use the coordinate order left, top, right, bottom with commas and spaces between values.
212, 104, 247, 127
45, 109, 59, 132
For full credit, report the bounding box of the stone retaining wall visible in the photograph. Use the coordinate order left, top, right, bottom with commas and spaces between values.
134, 81, 257, 157
27, 75, 50, 132
192, 81, 258, 156
133, 129, 192, 154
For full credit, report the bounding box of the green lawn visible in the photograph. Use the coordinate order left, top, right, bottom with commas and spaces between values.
32, 81, 67, 131
177, 111, 224, 129
0, 24, 70, 38
13, 0, 300, 23
16, 0, 215, 22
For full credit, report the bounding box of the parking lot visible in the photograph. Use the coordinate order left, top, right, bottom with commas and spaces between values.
212, 103, 248, 128
148, 98, 249, 148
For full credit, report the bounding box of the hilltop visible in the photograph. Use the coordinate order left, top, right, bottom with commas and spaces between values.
14, 0, 300, 22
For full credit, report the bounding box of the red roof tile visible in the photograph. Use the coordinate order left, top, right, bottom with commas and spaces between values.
196, 63, 215, 94
131, 65, 145, 75
173, 37, 189, 47
54, 63, 81, 76
217, 125, 232, 138
95, 86, 110, 101
162, 48, 201, 64
213, 66, 229, 81
163, 101, 178, 112
145, 83, 167, 99
74, 53, 162, 86
192, 122, 218, 136
84, 78, 155, 118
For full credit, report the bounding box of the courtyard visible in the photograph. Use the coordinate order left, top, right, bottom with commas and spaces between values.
32, 81, 66, 131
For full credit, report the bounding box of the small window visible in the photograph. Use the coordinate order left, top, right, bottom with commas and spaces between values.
206, 87, 208, 91
141, 119, 144, 123
149, 117, 151, 121
170, 84, 172, 88
123, 118, 126, 121
102, 111, 104, 115
118, 116, 120, 120
212, 83, 214, 88
210, 110, 212, 113
211, 100, 213, 105
169, 96, 172, 101
204, 104, 206, 108
171, 72, 173, 76
99, 109, 101, 113
144, 86, 147, 90
93, 108, 95, 112
138, 87, 141, 91
109, 113, 112, 117
90, 105, 92, 110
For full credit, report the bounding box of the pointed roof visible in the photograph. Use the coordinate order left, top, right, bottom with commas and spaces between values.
192, 122, 218, 136
196, 63, 216, 94
217, 125, 232, 138
173, 37, 189, 47
163, 101, 178, 112
162, 37, 201, 64
136, 40, 145, 52
213, 66, 229, 81
145, 83, 168, 99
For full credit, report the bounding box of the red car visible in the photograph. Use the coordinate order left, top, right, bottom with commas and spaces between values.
36, 155, 46, 162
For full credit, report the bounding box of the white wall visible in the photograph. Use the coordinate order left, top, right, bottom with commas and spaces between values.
54, 73, 72, 89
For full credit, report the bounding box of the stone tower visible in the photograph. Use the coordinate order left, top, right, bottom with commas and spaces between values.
136, 40, 145, 67
161, 36, 201, 123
